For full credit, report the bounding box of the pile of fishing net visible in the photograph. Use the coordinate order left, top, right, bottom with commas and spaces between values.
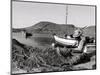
12, 39, 95, 73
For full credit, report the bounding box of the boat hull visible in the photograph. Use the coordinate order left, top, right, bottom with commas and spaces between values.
54, 35, 78, 47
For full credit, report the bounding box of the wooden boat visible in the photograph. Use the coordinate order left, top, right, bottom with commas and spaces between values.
54, 35, 78, 47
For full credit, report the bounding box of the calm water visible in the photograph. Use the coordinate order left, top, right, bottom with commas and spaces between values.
12, 32, 54, 49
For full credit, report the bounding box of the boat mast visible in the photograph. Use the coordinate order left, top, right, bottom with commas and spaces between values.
66, 5, 68, 24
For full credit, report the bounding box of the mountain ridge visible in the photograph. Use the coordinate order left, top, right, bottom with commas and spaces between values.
12, 21, 95, 38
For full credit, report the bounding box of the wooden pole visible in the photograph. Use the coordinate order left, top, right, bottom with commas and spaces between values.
66, 5, 68, 24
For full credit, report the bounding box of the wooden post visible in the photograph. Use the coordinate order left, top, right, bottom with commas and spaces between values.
66, 5, 68, 24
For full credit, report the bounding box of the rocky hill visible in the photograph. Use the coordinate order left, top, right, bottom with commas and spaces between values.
12, 21, 95, 38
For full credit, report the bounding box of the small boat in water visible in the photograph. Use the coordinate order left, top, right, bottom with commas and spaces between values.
53, 35, 78, 47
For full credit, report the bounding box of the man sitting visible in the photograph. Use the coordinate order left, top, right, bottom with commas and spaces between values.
71, 29, 86, 53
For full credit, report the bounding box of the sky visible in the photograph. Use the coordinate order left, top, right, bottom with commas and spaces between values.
12, 1, 95, 28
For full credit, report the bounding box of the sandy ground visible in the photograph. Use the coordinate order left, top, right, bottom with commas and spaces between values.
73, 56, 95, 69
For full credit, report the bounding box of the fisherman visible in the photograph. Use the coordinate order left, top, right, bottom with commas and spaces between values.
71, 28, 86, 53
